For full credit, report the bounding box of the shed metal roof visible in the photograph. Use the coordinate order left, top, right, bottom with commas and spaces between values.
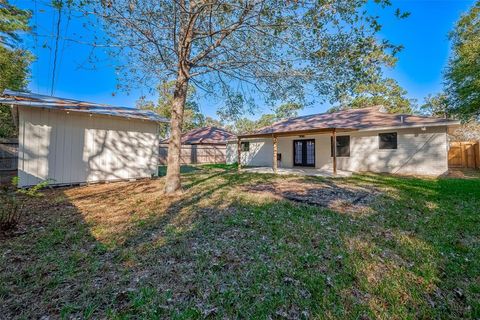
0, 90, 169, 122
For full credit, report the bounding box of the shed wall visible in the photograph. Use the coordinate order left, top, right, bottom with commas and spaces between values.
227, 126, 449, 176
18, 107, 159, 187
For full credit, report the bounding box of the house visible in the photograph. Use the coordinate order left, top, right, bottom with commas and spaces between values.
159, 126, 236, 165
0, 90, 168, 187
227, 106, 460, 176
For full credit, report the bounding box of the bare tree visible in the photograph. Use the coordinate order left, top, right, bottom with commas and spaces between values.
78, 0, 403, 193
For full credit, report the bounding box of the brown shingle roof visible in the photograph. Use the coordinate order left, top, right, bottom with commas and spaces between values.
162, 127, 236, 145
241, 107, 459, 137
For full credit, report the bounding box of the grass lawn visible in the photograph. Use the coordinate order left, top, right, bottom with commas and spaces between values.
0, 166, 479, 319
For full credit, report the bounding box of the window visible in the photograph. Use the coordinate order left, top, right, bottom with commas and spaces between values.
379, 132, 397, 149
241, 141, 250, 152
331, 136, 350, 157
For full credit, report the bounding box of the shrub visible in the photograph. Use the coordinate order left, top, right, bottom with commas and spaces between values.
0, 177, 51, 231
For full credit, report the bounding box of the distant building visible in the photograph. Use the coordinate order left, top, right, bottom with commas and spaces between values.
160, 127, 236, 165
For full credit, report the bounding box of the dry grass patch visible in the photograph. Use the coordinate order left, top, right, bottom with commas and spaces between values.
63, 179, 171, 246
243, 178, 379, 216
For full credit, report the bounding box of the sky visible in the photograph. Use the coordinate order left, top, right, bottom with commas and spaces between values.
13, 0, 476, 120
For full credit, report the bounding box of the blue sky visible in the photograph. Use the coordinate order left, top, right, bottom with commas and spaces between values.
14, 0, 475, 119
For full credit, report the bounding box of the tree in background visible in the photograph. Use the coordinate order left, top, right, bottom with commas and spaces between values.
445, 1, 480, 121
230, 118, 258, 135
0, 1, 32, 138
419, 1, 480, 140
449, 121, 480, 142
420, 93, 451, 118
328, 78, 414, 114
137, 81, 206, 137
79, 0, 405, 193
274, 103, 303, 119
0, 0, 30, 46
203, 116, 224, 129
229, 102, 303, 134
420, 93, 480, 141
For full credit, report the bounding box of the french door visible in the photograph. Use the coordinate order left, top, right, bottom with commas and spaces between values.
293, 139, 315, 167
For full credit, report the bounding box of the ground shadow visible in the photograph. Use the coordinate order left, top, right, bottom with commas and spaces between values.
1, 169, 478, 319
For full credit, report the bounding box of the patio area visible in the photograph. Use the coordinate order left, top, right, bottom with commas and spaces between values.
240, 166, 353, 177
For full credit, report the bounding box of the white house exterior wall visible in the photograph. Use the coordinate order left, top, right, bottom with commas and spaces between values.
226, 138, 273, 167
18, 107, 159, 187
334, 126, 448, 175
227, 126, 449, 176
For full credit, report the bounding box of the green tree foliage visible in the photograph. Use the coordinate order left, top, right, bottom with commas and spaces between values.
0, 0, 32, 138
420, 93, 451, 118
329, 78, 415, 114
274, 103, 303, 119
230, 102, 303, 134
231, 118, 258, 135
0, 46, 30, 92
0, 0, 30, 46
79, 0, 406, 193
203, 116, 224, 128
445, 1, 480, 120
420, 92, 480, 143
449, 121, 480, 142
0, 105, 17, 138
136, 81, 207, 136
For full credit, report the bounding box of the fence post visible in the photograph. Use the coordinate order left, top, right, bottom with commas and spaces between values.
476, 142, 480, 169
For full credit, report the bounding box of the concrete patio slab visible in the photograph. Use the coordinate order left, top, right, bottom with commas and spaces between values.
241, 167, 353, 177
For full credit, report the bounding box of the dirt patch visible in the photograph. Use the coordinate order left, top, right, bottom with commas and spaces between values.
244, 179, 379, 214
447, 169, 480, 179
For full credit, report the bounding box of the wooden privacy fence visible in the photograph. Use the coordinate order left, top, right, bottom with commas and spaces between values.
158, 144, 227, 165
0, 138, 18, 184
448, 141, 480, 169
0, 139, 18, 171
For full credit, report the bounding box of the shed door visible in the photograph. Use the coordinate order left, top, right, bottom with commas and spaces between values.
293, 139, 315, 167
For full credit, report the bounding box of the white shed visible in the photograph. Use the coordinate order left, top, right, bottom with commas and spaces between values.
1, 90, 168, 187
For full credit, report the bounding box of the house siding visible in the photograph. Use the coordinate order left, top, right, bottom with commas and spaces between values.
335, 127, 448, 175
227, 126, 449, 176
18, 107, 160, 187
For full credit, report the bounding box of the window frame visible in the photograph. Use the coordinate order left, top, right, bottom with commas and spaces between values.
293, 139, 316, 167
331, 135, 350, 157
241, 141, 250, 152
378, 132, 398, 150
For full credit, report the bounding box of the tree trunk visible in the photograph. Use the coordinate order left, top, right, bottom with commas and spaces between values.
164, 74, 189, 194
164, 0, 195, 194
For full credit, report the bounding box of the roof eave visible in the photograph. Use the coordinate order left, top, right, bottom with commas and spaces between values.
237, 127, 356, 139
0, 97, 169, 123
355, 121, 461, 132
236, 122, 460, 139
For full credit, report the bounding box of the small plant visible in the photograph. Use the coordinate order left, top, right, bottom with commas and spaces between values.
0, 177, 51, 231
0, 180, 20, 230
